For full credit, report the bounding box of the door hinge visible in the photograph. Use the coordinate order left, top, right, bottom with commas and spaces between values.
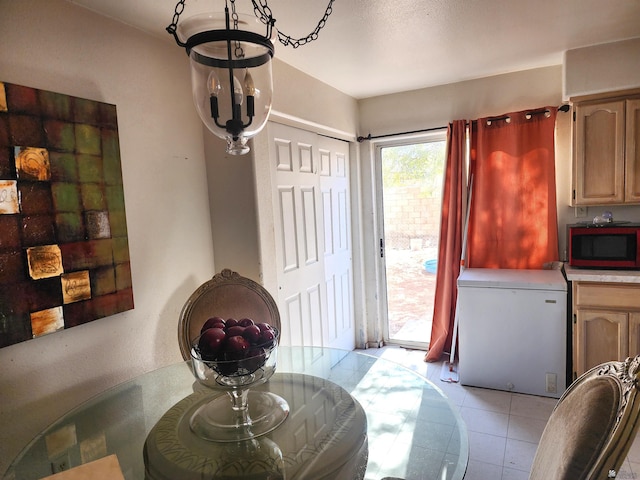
573, 111, 576, 121
573, 313, 577, 324
379, 238, 384, 258
572, 189, 576, 200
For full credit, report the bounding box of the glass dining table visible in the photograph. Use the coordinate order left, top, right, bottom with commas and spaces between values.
3, 346, 468, 480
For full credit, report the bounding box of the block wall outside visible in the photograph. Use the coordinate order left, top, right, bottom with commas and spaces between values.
382, 185, 442, 250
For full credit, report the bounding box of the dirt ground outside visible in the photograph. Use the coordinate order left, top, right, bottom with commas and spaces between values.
384, 247, 437, 344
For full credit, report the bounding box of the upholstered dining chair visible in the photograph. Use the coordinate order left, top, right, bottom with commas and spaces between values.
177, 268, 281, 360
529, 355, 640, 480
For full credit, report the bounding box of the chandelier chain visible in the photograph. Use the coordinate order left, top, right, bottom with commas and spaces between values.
166, 0, 335, 50
166, 0, 187, 44
252, 0, 335, 48
229, 0, 245, 58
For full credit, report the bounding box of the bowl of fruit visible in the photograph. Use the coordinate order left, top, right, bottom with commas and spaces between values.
192, 317, 278, 386
188, 317, 289, 442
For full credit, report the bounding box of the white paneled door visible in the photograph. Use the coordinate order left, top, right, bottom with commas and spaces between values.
319, 135, 354, 351
268, 123, 354, 350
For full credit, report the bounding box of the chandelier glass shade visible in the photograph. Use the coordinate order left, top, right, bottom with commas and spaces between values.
175, 10, 274, 155
168, 0, 334, 155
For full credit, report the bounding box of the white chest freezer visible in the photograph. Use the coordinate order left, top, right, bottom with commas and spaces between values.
457, 268, 567, 398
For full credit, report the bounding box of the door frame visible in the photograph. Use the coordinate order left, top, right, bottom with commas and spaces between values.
372, 130, 447, 349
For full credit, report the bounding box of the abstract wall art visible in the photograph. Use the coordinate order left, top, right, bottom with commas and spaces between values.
0, 81, 134, 348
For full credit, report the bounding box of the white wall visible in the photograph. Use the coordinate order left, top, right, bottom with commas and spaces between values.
204, 132, 262, 281
359, 66, 564, 138
564, 37, 640, 99
271, 60, 358, 141
0, 0, 215, 472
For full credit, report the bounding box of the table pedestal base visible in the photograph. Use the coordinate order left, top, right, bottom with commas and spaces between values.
144, 373, 368, 480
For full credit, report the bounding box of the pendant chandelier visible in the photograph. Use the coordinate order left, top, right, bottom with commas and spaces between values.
167, 0, 335, 155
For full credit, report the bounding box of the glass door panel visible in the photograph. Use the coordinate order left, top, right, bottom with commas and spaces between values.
379, 138, 446, 347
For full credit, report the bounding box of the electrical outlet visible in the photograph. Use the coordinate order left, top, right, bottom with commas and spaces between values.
575, 206, 587, 218
545, 373, 557, 393
51, 453, 70, 473
51, 460, 68, 473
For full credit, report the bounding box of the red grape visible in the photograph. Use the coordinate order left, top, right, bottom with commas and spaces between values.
226, 335, 250, 353
226, 325, 246, 337
225, 318, 239, 327
238, 317, 255, 327
244, 347, 267, 371
243, 324, 261, 344
258, 328, 275, 347
201, 316, 225, 333
198, 327, 226, 359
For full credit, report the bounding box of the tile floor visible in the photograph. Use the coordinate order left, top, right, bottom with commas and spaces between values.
362, 345, 640, 480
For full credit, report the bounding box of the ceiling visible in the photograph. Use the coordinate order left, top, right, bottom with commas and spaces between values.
69, 0, 640, 99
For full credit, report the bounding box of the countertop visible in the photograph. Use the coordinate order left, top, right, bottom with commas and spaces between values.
565, 265, 640, 284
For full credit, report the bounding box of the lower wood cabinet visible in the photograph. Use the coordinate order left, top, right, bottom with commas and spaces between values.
572, 282, 640, 378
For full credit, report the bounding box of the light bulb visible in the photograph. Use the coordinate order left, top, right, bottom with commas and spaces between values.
208, 71, 222, 97
244, 69, 256, 118
233, 75, 243, 106
244, 69, 256, 96
207, 70, 222, 119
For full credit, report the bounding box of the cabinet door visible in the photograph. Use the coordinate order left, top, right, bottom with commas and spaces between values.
574, 101, 625, 205
625, 99, 640, 202
575, 309, 628, 377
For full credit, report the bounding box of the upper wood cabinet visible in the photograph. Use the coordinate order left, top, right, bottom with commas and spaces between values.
626, 99, 640, 202
573, 94, 640, 205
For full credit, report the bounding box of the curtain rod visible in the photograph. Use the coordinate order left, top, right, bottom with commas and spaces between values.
357, 104, 570, 143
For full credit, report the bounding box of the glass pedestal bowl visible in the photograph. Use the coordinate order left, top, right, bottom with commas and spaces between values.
189, 327, 289, 442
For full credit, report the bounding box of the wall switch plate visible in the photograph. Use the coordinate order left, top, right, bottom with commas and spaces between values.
575, 206, 587, 218
545, 373, 557, 393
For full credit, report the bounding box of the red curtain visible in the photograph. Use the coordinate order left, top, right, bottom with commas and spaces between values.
425, 120, 466, 362
467, 108, 559, 269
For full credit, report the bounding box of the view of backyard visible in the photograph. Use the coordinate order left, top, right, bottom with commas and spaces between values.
381, 140, 446, 346
385, 247, 437, 343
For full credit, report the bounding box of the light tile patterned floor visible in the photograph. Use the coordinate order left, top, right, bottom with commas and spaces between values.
362, 346, 640, 480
